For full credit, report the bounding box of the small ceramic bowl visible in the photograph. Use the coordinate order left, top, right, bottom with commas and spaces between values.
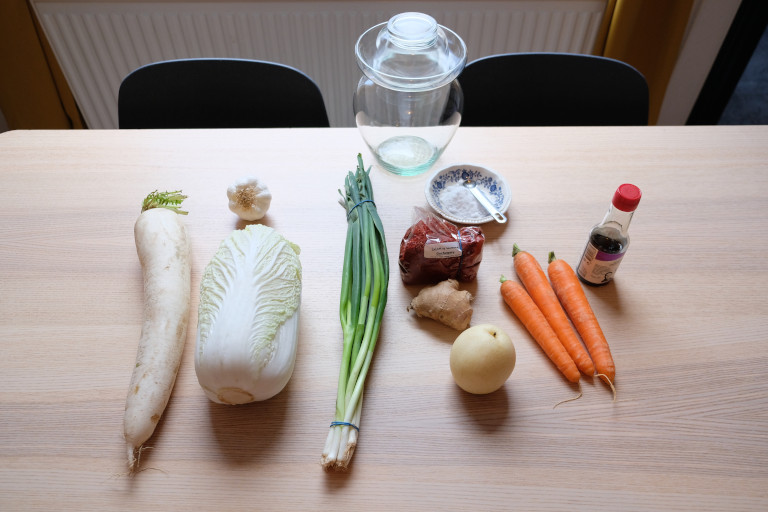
425, 164, 511, 224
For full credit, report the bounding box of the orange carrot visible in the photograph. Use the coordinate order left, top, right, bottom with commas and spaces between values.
548, 252, 615, 383
512, 244, 595, 376
499, 276, 580, 383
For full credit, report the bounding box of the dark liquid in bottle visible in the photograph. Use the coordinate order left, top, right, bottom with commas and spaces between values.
589, 230, 624, 254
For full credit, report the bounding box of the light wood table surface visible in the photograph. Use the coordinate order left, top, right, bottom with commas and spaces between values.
1, 126, 767, 511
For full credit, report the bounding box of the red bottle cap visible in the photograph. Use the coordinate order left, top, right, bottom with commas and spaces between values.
612, 184, 642, 212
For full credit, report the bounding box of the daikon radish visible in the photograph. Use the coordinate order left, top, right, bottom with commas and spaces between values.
124, 191, 191, 473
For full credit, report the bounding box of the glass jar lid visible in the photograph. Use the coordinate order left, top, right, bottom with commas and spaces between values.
355, 12, 467, 92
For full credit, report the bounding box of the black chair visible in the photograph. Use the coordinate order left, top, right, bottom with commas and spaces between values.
118, 58, 330, 129
459, 53, 649, 126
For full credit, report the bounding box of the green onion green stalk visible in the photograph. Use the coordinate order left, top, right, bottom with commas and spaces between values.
322, 154, 389, 471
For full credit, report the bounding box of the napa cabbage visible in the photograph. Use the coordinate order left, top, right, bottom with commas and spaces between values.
195, 224, 301, 404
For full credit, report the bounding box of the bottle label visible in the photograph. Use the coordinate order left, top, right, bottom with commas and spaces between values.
577, 242, 625, 284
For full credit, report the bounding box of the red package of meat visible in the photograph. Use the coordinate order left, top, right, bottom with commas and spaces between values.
399, 207, 485, 285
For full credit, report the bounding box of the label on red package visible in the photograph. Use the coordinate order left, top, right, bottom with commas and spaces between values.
424, 241, 462, 259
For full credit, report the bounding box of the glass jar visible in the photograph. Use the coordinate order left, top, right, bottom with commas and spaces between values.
354, 12, 466, 176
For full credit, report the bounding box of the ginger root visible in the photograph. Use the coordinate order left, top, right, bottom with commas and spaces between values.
407, 279, 473, 330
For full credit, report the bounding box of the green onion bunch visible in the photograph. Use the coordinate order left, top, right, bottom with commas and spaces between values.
322, 155, 389, 471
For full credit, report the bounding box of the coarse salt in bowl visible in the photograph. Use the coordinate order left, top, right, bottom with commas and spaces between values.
425, 164, 511, 224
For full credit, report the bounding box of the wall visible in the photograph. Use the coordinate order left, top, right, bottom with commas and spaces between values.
0, 0, 744, 129
0, 0, 82, 130
30, 0, 609, 128
657, 0, 742, 125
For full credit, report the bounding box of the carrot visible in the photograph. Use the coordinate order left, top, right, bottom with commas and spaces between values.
548, 252, 615, 383
512, 244, 595, 376
499, 276, 580, 383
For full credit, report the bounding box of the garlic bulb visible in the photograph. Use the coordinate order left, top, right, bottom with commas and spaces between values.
227, 176, 272, 221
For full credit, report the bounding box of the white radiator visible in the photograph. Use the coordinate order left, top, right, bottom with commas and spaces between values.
32, 1, 607, 128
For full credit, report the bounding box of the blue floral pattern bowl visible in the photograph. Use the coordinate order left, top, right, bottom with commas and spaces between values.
425, 164, 511, 224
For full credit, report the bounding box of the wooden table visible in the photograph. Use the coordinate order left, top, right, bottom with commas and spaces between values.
1, 126, 766, 511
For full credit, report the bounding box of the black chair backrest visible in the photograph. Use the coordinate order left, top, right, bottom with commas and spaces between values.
459, 53, 649, 126
118, 58, 330, 129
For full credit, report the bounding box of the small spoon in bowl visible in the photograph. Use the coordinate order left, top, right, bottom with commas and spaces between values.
463, 179, 507, 223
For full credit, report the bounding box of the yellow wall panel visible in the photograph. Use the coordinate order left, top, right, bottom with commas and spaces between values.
602, 0, 694, 124
0, 0, 82, 129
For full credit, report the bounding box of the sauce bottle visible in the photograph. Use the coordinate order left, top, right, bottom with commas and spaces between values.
577, 184, 642, 286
